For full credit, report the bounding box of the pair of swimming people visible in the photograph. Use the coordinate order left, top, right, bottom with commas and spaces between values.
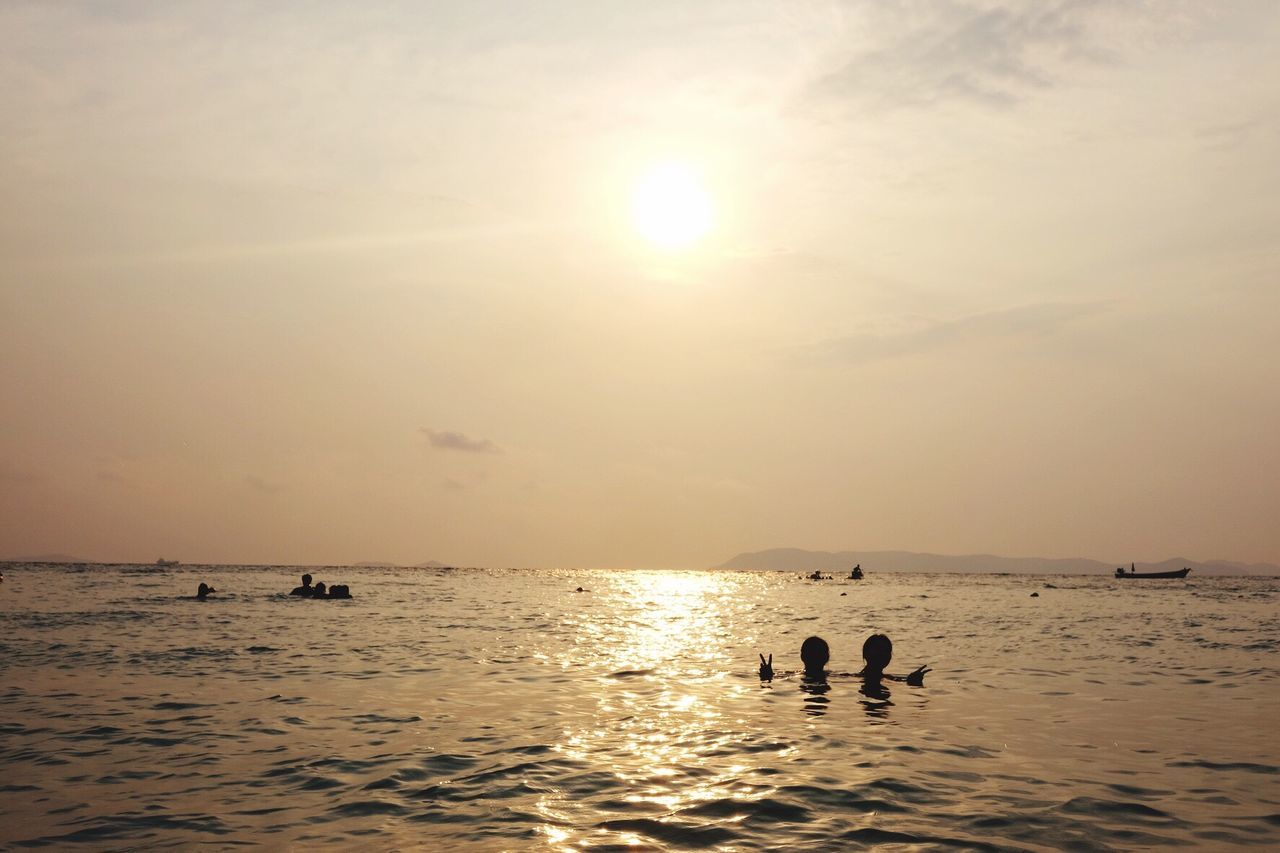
758, 634, 930, 686
289, 574, 352, 599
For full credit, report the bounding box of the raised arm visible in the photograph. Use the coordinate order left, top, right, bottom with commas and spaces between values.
758, 653, 774, 681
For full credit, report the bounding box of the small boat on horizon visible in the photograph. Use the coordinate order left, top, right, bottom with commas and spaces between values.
1115, 563, 1190, 579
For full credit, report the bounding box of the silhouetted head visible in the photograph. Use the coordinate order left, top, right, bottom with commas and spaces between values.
313, 581, 327, 597
800, 636, 830, 674
197, 582, 214, 600
301, 573, 312, 586
862, 633, 893, 672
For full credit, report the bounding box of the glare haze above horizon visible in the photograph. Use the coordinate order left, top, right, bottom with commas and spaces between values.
1, 2, 1278, 568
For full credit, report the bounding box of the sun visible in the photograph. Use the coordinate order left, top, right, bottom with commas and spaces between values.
630, 162, 713, 250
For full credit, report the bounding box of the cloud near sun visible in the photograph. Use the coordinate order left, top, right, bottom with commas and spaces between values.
421, 428, 503, 454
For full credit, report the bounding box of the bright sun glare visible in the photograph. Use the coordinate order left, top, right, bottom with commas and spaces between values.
631, 162, 713, 250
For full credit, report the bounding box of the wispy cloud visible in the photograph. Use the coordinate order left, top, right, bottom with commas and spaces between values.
421, 428, 502, 454
808, 1, 1198, 111
804, 300, 1106, 364
246, 474, 284, 495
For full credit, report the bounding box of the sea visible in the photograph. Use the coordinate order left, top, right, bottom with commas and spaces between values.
1, 564, 1277, 851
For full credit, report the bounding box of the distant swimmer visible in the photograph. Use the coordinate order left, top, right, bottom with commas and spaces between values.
857, 634, 929, 686
290, 574, 315, 596
312, 581, 327, 598
196, 582, 217, 600
327, 584, 352, 599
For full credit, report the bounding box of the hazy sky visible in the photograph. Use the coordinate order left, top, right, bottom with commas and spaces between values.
3, 1, 1278, 567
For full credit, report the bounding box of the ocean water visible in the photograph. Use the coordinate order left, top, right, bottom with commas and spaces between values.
1, 565, 1277, 851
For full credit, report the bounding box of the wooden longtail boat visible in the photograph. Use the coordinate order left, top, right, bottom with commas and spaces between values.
1115, 565, 1190, 579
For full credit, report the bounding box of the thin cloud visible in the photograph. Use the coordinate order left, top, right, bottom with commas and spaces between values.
807, 2, 1197, 111
246, 474, 284, 495
804, 300, 1106, 365
421, 428, 502, 454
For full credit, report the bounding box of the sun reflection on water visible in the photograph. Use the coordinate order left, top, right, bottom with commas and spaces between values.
541, 571, 775, 848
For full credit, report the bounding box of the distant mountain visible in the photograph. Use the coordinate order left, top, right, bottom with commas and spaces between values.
1, 553, 94, 564
716, 548, 1280, 576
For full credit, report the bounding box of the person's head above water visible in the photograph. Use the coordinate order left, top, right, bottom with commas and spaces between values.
800, 636, 830, 674
197, 582, 215, 599
862, 633, 893, 672
301, 573, 312, 586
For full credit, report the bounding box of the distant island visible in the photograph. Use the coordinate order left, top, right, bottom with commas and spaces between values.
717, 548, 1280, 576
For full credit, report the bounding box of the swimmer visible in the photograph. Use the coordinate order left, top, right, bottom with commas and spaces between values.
327, 584, 352, 599
312, 581, 327, 598
196, 582, 216, 600
290, 573, 314, 596
857, 633, 929, 686
758, 635, 830, 681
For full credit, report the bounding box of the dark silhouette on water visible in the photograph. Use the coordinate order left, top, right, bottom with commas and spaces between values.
798, 636, 832, 715
196, 582, 216, 600
857, 633, 929, 686
1116, 562, 1191, 579
801, 636, 829, 675
849, 564, 863, 580
759, 637, 836, 716
326, 584, 352, 599
758, 635, 830, 681
290, 574, 315, 596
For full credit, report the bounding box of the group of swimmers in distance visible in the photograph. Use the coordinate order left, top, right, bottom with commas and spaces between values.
759, 634, 930, 687
288, 573, 352, 599
192, 574, 354, 600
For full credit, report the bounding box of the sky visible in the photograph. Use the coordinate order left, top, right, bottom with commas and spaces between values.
2, 1, 1278, 568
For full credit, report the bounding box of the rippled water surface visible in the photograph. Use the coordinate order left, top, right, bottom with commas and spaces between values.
1, 565, 1278, 850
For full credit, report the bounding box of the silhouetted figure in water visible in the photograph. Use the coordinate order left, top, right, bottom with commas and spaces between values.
857, 633, 929, 686
196, 582, 216, 600
290, 574, 314, 596
801, 636, 829, 676
327, 584, 352, 599
312, 581, 327, 598
759, 635, 831, 681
